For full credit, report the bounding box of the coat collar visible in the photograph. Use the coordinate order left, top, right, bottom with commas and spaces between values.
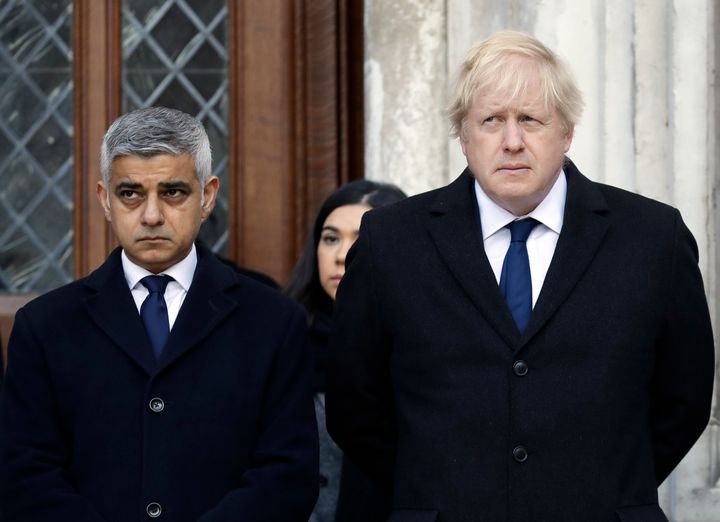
426, 159, 608, 350
520, 158, 608, 348
426, 168, 522, 349
84, 243, 240, 375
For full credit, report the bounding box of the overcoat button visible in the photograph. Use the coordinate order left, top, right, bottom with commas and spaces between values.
513, 445, 528, 463
513, 360, 529, 376
319, 475, 328, 487
146, 502, 162, 518
149, 398, 165, 413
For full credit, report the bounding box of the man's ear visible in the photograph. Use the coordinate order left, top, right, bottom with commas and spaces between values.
201, 176, 220, 221
458, 120, 469, 157
96, 181, 111, 221
460, 135, 469, 157
563, 124, 574, 153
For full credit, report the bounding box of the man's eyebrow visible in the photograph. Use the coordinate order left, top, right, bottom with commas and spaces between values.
115, 182, 143, 191
159, 181, 193, 191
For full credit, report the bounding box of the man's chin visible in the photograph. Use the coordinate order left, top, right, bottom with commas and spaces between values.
126, 249, 177, 274
137, 259, 174, 274
492, 189, 544, 215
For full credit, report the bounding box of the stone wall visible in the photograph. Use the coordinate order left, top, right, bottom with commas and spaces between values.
364, 1, 720, 520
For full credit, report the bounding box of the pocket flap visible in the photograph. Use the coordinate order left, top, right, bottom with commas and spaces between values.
615, 504, 669, 522
387, 509, 439, 522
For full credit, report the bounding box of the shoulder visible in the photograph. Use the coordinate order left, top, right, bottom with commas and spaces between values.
233, 272, 303, 313
565, 160, 680, 228
19, 276, 94, 321
592, 181, 681, 232
597, 182, 675, 214
213, 254, 279, 289
215, 263, 306, 329
362, 174, 470, 228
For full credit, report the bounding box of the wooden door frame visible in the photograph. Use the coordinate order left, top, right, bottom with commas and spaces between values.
74, 0, 121, 276
228, 0, 364, 284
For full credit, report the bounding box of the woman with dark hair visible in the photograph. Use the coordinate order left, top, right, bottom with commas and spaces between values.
286, 180, 407, 522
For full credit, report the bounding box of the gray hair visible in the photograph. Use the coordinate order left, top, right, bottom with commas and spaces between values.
100, 106, 212, 185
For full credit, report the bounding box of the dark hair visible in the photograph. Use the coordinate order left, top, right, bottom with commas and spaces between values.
285, 180, 407, 319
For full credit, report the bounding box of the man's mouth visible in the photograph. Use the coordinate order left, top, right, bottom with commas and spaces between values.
498, 164, 530, 171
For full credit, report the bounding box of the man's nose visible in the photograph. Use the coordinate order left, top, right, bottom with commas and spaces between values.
502, 120, 524, 151
141, 195, 164, 226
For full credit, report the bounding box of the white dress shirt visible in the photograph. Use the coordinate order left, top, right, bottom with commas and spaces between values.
475, 170, 567, 307
121, 244, 197, 330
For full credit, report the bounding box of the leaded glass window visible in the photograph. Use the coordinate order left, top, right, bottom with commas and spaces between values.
0, 0, 74, 294
121, 0, 229, 255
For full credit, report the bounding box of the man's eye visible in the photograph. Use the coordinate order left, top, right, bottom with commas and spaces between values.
120, 190, 137, 199
520, 115, 540, 124
483, 116, 498, 124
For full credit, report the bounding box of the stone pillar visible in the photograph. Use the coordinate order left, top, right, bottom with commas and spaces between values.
363, 0, 448, 194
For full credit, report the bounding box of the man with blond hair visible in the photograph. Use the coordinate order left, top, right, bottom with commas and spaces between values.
327, 31, 714, 521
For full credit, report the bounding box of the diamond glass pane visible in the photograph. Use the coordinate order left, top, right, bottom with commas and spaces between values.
0, 0, 74, 294
190, 0, 224, 24
122, 0, 229, 256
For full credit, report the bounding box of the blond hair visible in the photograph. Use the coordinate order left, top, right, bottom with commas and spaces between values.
448, 31, 583, 137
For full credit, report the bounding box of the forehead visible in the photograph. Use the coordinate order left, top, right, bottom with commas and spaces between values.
470, 54, 554, 113
110, 153, 196, 184
323, 204, 372, 228
472, 81, 550, 115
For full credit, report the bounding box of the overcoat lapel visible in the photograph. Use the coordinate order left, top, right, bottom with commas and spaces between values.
84, 245, 239, 375
519, 160, 609, 348
157, 245, 238, 371
426, 170, 521, 349
84, 248, 157, 375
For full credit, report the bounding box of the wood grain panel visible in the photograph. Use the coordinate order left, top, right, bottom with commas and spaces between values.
228, 0, 364, 285
74, 0, 121, 277
229, 2, 301, 284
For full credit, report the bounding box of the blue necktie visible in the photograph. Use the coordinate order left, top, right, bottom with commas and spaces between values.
140, 275, 173, 359
499, 219, 538, 333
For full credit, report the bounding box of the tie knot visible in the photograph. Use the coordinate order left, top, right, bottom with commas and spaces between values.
507, 218, 538, 243
140, 275, 173, 294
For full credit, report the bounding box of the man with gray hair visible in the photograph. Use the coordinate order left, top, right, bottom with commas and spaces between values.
0, 107, 319, 521
327, 31, 715, 521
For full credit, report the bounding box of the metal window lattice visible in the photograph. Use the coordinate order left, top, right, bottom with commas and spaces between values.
0, 0, 74, 294
122, 0, 229, 255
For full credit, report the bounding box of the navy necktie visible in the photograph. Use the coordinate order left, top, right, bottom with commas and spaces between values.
140, 275, 173, 359
499, 218, 539, 333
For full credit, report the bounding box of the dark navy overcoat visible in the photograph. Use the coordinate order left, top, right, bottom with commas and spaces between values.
0, 244, 319, 521
327, 160, 715, 522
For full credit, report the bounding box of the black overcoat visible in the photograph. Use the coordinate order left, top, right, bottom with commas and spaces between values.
0, 244, 319, 521
327, 161, 715, 522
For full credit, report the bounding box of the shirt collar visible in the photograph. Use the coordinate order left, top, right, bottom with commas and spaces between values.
122, 243, 198, 292
474, 169, 567, 239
